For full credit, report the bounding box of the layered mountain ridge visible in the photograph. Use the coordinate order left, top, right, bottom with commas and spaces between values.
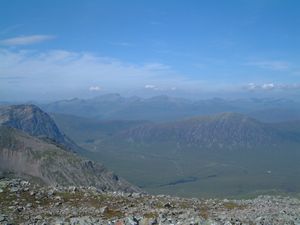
42, 94, 300, 122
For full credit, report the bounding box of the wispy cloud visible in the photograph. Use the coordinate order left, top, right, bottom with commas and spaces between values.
246, 82, 300, 91
143, 63, 170, 71
0, 48, 192, 94
144, 84, 177, 92
245, 60, 290, 71
144, 84, 157, 89
0, 35, 55, 46
262, 83, 275, 90
89, 86, 102, 91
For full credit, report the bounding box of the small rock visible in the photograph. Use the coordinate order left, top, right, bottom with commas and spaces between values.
68, 186, 77, 193
100, 206, 108, 214
16, 206, 23, 212
20, 180, 29, 186
10, 187, 19, 192
54, 196, 62, 201
164, 202, 173, 208
55, 202, 62, 206
126, 216, 139, 225
131, 193, 141, 198
224, 221, 232, 225
0, 214, 7, 222
48, 189, 55, 196
35, 215, 43, 220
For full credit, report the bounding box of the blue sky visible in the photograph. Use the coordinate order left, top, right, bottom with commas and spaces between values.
1, 0, 300, 100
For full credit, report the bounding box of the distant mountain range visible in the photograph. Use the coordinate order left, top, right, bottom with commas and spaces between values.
0, 105, 139, 192
41, 94, 300, 122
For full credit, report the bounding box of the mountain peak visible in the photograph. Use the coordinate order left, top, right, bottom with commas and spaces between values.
0, 104, 79, 152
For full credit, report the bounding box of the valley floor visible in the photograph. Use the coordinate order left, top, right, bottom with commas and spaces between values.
1, 178, 300, 225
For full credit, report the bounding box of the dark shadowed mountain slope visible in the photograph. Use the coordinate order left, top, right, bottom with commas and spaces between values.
118, 113, 293, 150
0, 104, 81, 152
0, 125, 140, 192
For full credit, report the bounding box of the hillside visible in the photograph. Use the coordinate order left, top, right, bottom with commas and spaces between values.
0, 125, 139, 192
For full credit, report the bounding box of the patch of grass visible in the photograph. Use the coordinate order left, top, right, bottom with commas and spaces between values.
58, 191, 84, 201
199, 206, 209, 219
223, 202, 246, 210
143, 212, 158, 219
103, 208, 124, 219
177, 200, 193, 209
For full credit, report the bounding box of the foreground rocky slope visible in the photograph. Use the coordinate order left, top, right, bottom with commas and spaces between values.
0, 126, 139, 193
1, 178, 300, 225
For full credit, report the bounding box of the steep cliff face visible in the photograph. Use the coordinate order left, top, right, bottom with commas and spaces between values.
0, 126, 140, 192
0, 104, 80, 152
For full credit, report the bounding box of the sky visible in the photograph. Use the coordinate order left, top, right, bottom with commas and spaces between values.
1, 0, 300, 101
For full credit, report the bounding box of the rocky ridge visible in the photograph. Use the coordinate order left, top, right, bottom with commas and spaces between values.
1, 178, 300, 225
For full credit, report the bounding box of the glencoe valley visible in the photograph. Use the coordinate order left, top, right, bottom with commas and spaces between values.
1, 1, 300, 225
